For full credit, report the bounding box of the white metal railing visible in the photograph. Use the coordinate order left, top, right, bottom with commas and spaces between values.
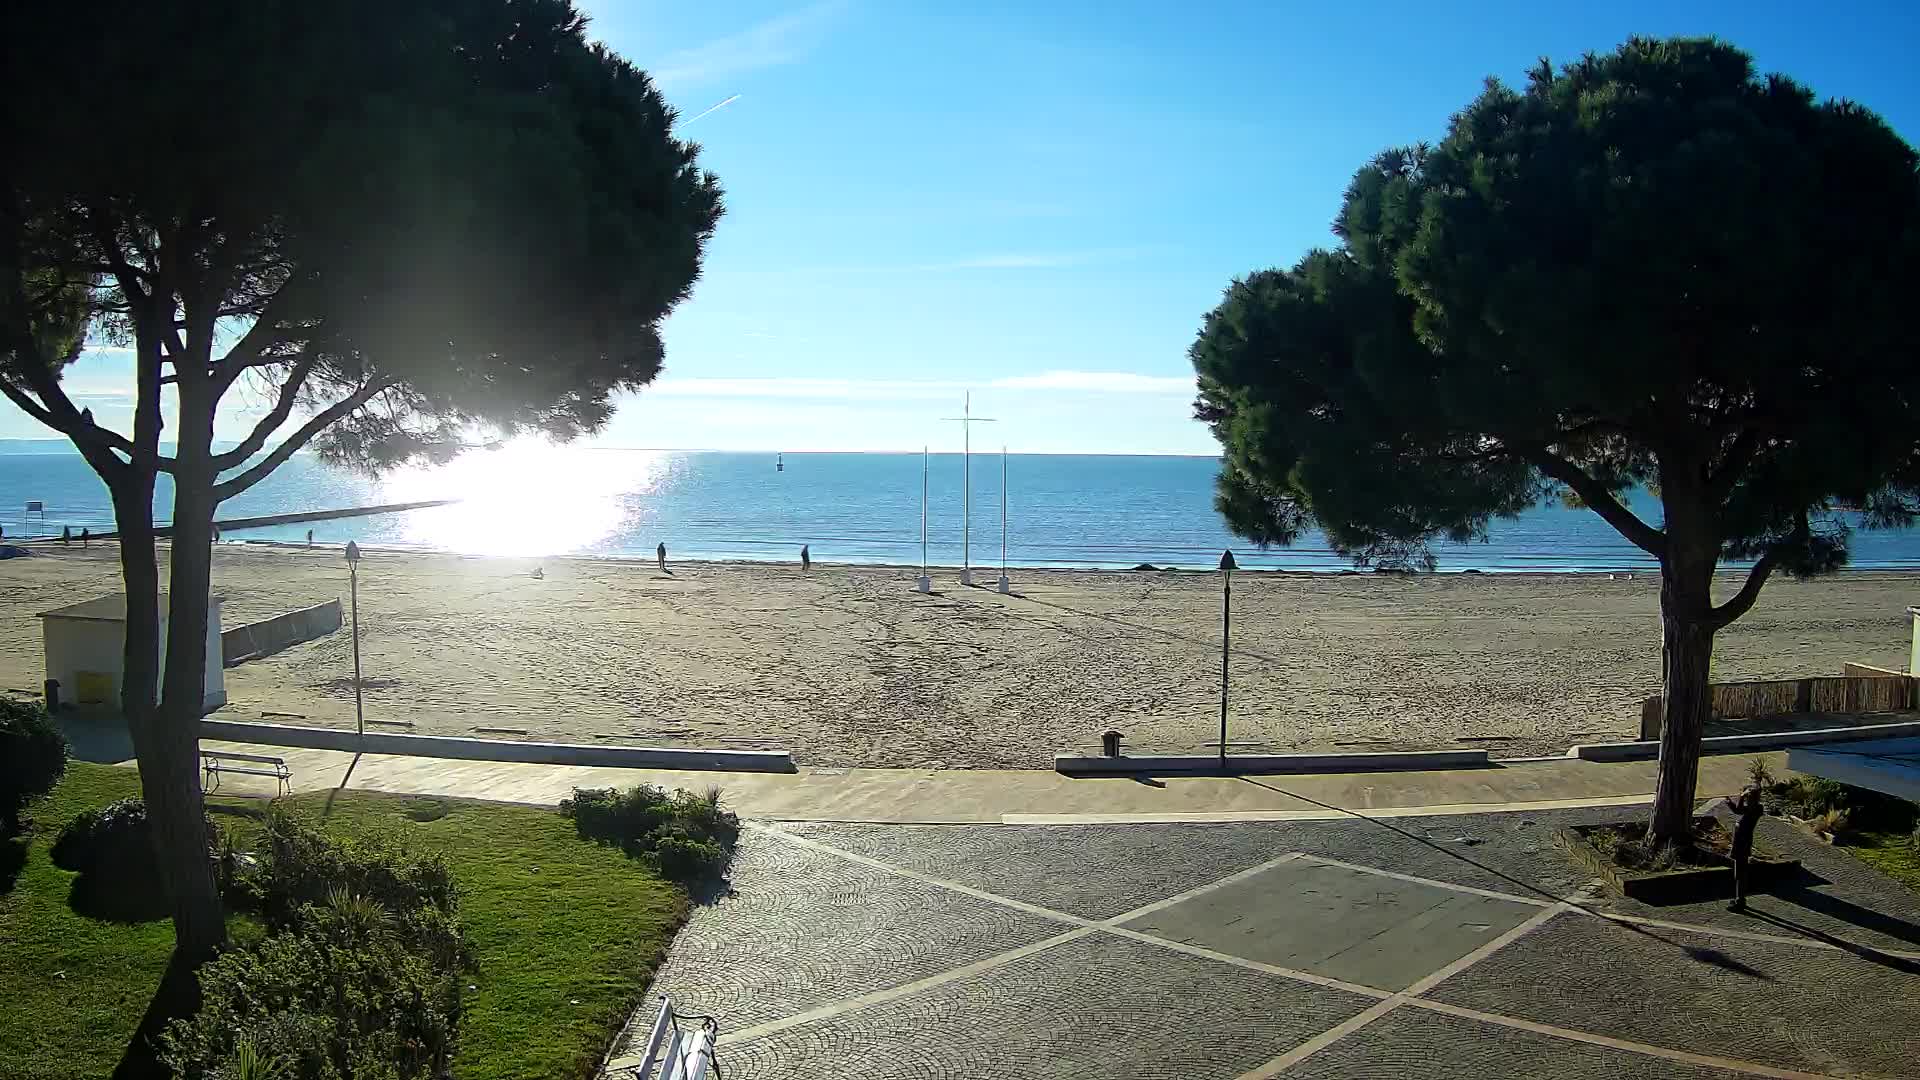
623, 996, 719, 1080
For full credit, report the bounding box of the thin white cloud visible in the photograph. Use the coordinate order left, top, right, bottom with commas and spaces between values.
989, 371, 1193, 394
644, 371, 1195, 401
761, 248, 1146, 275
929, 253, 1091, 270
652, 2, 844, 88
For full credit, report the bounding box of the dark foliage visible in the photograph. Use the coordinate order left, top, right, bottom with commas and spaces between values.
51, 797, 220, 922
244, 808, 461, 931
163, 813, 472, 1079
1194, 38, 1920, 577
560, 785, 739, 883
0, 697, 66, 834
1767, 777, 1918, 834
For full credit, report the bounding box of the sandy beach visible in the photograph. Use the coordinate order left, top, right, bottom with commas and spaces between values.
1, 543, 1914, 768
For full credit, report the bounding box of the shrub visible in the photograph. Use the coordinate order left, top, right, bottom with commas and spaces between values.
559, 784, 739, 883
0, 697, 67, 833
52, 798, 219, 874
1811, 808, 1851, 842
161, 901, 464, 1080
1745, 758, 1774, 790
1769, 776, 1917, 835
52, 798, 222, 922
165, 817, 472, 1080
247, 808, 458, 928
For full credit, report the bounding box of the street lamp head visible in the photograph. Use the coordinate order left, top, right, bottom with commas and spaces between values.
1218, 549, 1237, 572
344, 541, 361, 564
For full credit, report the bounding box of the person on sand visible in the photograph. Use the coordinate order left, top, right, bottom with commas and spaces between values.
1727, 784, 1765, 913
800, 544, 810, 572
79, 527, 89, 548
656, 542, 671, 575
60, 525, 70, 546
307, 529, 314, 548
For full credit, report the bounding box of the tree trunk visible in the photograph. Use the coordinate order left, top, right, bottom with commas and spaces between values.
1648, 554, 1717, 844
151, 392, 226, 967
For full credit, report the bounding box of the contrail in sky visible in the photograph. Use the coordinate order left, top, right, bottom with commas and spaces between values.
681, 94, 741, 127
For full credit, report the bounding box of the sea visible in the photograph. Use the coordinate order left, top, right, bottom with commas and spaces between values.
3, 440, 1919, 573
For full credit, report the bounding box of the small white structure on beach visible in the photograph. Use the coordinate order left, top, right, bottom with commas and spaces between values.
38, 593, 226, 713
1909, 605, 1919, 673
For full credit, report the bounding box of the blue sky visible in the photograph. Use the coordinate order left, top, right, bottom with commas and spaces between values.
14, 1, 1920, 454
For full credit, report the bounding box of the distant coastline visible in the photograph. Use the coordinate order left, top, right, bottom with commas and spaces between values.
4, 444, 1920, 573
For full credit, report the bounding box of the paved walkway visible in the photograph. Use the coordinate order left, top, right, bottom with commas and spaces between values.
67, 719, 1920, 1075
613, 809, 1920, 1078
68, 712, 1780, 822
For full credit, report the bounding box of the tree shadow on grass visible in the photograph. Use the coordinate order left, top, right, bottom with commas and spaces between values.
67, 865, 173, 923
112, 947, 204, 1080
0, 835, 26, 895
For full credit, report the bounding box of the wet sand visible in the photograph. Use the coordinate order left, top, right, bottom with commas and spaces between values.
1, 543, 1913, 767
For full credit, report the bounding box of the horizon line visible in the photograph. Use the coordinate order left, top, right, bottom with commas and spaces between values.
0, 437, 1223, 460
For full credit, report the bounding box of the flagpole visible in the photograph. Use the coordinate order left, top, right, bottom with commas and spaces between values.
940, 393, 996, 588
916, 446, 931, 593
997, 445, 1011, 594
962, 393, 972, 585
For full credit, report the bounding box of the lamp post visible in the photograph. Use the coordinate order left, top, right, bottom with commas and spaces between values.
1218, 549, 1236, 772
345, 541, 364, 740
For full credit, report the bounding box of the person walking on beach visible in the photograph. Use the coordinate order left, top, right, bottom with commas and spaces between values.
79, 527, 89, 548
656, 542, 670, 575
60, 525, 70, 546
307, 529, 314, 548
1727, 785, 1765, 912
800, 544, 810, 572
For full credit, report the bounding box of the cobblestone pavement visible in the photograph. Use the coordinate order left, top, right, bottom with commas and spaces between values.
609, 807, 1920, 1079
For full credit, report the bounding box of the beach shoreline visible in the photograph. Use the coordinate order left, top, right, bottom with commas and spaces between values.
180, 534, 1920, 580
3, 542, 1915, 769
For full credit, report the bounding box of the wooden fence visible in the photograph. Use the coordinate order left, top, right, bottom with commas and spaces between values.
1638, 671, 1918, 739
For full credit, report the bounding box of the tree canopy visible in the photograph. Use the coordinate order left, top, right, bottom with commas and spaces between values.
1191, 36, 1920, 838
0, 0, 724, 991
2, 0, 723, 481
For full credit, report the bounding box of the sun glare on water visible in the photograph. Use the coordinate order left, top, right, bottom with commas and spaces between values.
376, 440, 667, 558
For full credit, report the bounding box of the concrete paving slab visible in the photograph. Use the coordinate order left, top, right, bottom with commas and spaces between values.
1427, 914, 1920, 1077
1285, 1005, 1757, 1080
1120, 859, 1540, 991
782, 820, 1301, 920
713, 933, 1378, 1080
630, 832, 1067, 1035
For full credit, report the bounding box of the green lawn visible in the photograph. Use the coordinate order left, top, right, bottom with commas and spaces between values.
0, 762, 689, 1080
1844, 830, 1920, 893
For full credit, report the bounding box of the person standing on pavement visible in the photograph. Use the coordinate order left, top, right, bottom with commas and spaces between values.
1727, 785, 1765, 912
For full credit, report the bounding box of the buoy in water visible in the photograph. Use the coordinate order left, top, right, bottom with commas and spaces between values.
776, 453, 784, 472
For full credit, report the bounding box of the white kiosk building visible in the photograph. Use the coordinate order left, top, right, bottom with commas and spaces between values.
38, 593, 226, 713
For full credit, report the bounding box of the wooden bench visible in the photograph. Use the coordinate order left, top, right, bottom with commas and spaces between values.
201, 749, 291, 795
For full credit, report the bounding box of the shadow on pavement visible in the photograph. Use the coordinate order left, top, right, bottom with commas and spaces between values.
320, 752, 364, 818
1755, 892, 1920, 958
1238, 776, 1791, 980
